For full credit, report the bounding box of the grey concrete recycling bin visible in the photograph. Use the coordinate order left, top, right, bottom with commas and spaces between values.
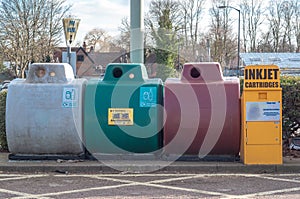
6, 63, 86, 155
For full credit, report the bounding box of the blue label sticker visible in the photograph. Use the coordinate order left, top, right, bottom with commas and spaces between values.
62, 87, 78, 108
140, 87, 157, 107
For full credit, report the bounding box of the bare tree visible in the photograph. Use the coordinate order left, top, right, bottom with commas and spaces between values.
115, 17, 130, 52
280, 1, 295, 52
207, 0, 237, 68
260, 0, 296, 52
83, 28, 114, 52
291, 0, 300, 52
289, 0, 300, 53
268, 0, 282, 52
240, 0, 265, 52
179, 0, 206, 59
0, 0, 71, 78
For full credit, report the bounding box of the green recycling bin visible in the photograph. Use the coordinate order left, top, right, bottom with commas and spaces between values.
84, 63, 163, 154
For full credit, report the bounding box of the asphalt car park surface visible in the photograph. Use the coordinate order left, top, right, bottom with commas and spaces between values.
1, 173, 300, 198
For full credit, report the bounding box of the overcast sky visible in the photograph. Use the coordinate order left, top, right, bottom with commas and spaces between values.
64, 0, 152, 46
63, 0, 246, 47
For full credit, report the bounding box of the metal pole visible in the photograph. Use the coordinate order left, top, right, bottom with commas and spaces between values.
177, 35, 180, 67
237, 9, 240, 78
67, 45, 71, 65
130, 0, 144, 63
218, 5, 241, 77
207, 39, 211, 62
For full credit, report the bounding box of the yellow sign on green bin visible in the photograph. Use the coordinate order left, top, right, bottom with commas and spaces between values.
108, 108, 133, 126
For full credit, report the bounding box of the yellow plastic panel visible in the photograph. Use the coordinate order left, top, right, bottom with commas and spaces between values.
246, 122, 280, 145
243, 91, 281, 101
243, 145, 282, 165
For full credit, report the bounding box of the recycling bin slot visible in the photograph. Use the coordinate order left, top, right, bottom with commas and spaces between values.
113, 67, 123, 78
6, 63, 86, 155
190, 67, 201, 78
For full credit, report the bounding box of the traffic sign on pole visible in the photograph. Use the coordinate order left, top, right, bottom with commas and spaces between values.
63, 18, 80, 45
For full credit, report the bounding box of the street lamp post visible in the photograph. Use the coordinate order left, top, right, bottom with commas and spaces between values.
177, 34, 180, 69
218, 5, 240, 77
207, 39, 211, 62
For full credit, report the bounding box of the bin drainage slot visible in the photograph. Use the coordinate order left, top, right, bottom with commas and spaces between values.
113, 67, 123, 78
190, 67, 201, 78
36, 67, 46, 78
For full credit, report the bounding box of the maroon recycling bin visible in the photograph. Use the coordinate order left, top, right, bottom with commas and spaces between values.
164, 62, 240, 156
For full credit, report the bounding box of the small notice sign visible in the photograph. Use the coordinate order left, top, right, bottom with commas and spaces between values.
108, 108, 134, 126
246, 101, 280, 121
140, 87, 157, 107
62, 87, 78, 108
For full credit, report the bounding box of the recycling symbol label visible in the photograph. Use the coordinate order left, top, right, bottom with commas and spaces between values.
62, 87, 78, 108
140, 87, 157, 107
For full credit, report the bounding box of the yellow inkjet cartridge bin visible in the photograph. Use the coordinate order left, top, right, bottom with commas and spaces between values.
240, 65, 282, 165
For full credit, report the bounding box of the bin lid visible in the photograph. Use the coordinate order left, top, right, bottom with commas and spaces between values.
103, 63, 149, 82
181, 62, 224, 83
25, 63, 74, 83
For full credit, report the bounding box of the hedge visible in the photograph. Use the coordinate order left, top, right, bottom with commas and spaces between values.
0, 90, 7, 151
281, 76, 300, 139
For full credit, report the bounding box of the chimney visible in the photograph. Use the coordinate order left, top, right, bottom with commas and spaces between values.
90, 46, 94, 53
83, 42, 87, 50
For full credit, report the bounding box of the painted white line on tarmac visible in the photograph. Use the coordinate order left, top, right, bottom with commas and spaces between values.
0, 174, 24, 177
87, 173, 206, 184
3, 173, 300, 199
0, 188, 52, 199
265, 173, 300, 177
13, 174, 237, 198
15, 183, 136, 199
257, 175, 300, 184
0, 175, 49, 182
237, 187, 300, 198
0, 175, 52, 199
90, 175, 235, 198
138, 182, 235, 197
54, 173, 262, 178
146, 174, 208, 184
222, 174, 300, 199
55, 173, 196, 177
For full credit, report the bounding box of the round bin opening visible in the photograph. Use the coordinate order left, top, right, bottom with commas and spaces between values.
36, 67, 46, 78
113, 67, 123, 78
190, 67, 201, 78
